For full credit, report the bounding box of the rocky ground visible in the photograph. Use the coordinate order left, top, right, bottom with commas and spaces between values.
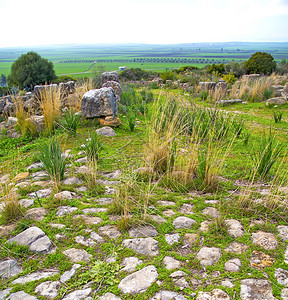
0, 124, 288, 300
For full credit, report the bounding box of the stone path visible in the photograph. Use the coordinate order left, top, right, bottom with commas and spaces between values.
0, 154, 288, 300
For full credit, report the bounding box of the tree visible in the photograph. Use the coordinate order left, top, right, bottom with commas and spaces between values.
244, 52, 276, 75
7, 51, 57, 90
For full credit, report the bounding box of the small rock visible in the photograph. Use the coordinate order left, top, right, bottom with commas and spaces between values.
0, 259, 22, 279
196, 247, 221, 267
197, 289, 230, 300
90, 231, 104, 242
0, 224, 16, 237
178, 203, 194, 214
163, 256, 181, 270
25, 207, 47, 221
74, 157, 87, 163
99, 169, 122, 179
251, 231, 278, 250
240, 279, 276, 300
12, 270, 58, 284
121, 257, 143, 273
0, 288, 12, 299
163, 209, 176, 217
224, 242, 249, 254
199, 221, 212, 232
0, 174, 10, 184
277, 225, 288, 241
96, 126, 116, 137
250, 251, 275, 270
29, 235, 52, 254
56, 206, 77, 216
54, 191, 76, 200
122, 238, 159, 256
275, 268, 288, 286
202, 207, 221, 218
82, 207, 108, 214
250, 219, 265, 227
94, 197, 114, 205
183, 233, 198, 246
62, 177, 84, 186
7, 291, 38, 300
148, 214, 167, 224
35, 280, 61, 299
226, 219, 244, 238
13, 172, 29, 182
75, 235, 96, 247
60, 264, 81, 283
26, 162, 44, 170
98, 225, 121, 239
152, 290, 184, 300
99, 293, 121, 300
49, 223, 65, 229
170, 270, 187, 278
63, 248, 91, 262
28, 188, 51, 199
173, 216, 196, 229
62, 288, 92, 300
284, 246, 288, 264
165, 233, 180, 245
158, 200, 175, 206
79, 216, 103, 225
225, 258, 241, 272
118, 265, 158, 294
282, 288, 288, 300
18, 198, 34, 208
129, 225, 158, 238
221, 279, 234, 288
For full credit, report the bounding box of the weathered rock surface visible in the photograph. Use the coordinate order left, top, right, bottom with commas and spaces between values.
225, 258, 241, 272
35, 280, 61, 299
99, 293, 121, 300
7, 291, 38, 300
173, 216, 196, 229
250, 251, 275, 270
12, 270, 58, 284
165, 233, 180, 245
163, 256, 181, 270
0, 259, 22, 278
226, 219, 244, 238
60, 264, 81, 283
101, 71, 119, 85
197, 289, 230, 300
240, 279, 276, 299
81, 87, 117, 118
275, 268, 288, 286
266, 97, 287, 106
129, 225, 158, 238
56, 206, 78, 216
96, 126, 116, 136
62, 288, 91, 300
25, 207, 47, 221
118, 265, 158, 294
98, 225, 121, 239
122, 238, 159, 256
196, 247, 221, 266
202, 207, 221, 218
224, 242, 249, 254
63, 248, 91, 262
102, 80, 122, 102
277, 225, 288, 241
121, 257, 143, 273
251, 231, 278, 250
152, 290, 185, 300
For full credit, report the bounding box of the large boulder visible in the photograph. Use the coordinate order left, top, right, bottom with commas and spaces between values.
199, 82, 216, 91
102, 81, 122, 103
59, 81, 75, 97
101, 72, 119, 85
81, 87, 117, 118
266, 97, 287, 106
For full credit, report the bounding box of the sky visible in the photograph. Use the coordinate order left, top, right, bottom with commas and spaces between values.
0, 0, 288, 48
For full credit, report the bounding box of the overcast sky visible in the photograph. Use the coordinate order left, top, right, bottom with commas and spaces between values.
0, 0, 287, 48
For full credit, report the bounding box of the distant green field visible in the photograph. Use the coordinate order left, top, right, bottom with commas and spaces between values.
0, 42, 287, 78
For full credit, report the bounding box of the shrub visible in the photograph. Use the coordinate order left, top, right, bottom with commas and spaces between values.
207, 63, 225, 75
245, 52, 276, 75
7, 51, 57, 90
222, 73, 237, 85
60, 108, 81, 136
38, 139, 67, 184
119, 68, 152, 81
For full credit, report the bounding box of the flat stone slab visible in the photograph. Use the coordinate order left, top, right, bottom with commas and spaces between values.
75, 235, 96, 247
63, 248, 91, 262
240, 279, 276, 300
118, 265, 158, 294
129, 225, 158, 238
225, 258, 241, 272
28, 188, 51, 199
25, 207, 47, 221
121, 257, 143, 273
82, 207, 108, 214
29, 235, 52, 254
275, 268, 288, 286
122, 238, 159, 256
226, 219, 244, 238
224, 242, 249, 254
26, 162, 44, 170
250, 251, 275, 270
96, 126, 116, 137
35, 280, 61, 298
12, 270, 58, 284
98, 225, 121, 239
202, 207, 221, 218
18, 199, 35, 208
60, 264, 81, 283
99, 293, 121, 299
183, 233, 198, 247
94, 197, 114, 205
56, 206, 78, 216
197, 289, 230, 300
7, 291, 38, 300
77, 216, 103, 225
173, 216, 196, 229
54, 191, 77, 200
165, 233, 180, 245
62, 288, 92, 300
152, 290, 185, 300
178, 203, 194, 214
62, 177, 84, 185
163, 256, 181, 270
251, 231, 278, 250
196, 247, 221, 267
0, 259, 22, 279
148, 214, 167, 224
277, 225, 288, 241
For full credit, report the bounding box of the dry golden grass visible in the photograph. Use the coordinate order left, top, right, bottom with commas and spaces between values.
73, 78, 95, 111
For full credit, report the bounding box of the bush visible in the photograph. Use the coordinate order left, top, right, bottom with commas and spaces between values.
119, 68, 152, 81
207, 63, 225, 75
245, 52, 276, 75
222, 73, 237, 85
60, 109, 81, 136
7, 51, 57, 90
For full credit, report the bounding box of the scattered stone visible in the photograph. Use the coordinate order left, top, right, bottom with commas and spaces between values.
15, 181, 30, 188
82, 207, 108, 214
90, 231, 104, 243
29, 235, 52, 254
62, 177, 84, 186
35, 280, 61, 299
60, 264, 81, 283
250, 219, 265, 227
277, 225, 288, 241
250, 251, 275, 270
196, 247, 221, 267
99, 293, 121, 300
98, 225, 121, 239
12, 270, 58, 284
178, 203, 194, 214
221, 279, 235, 288
118, 265, 158, 294
75, 165, 92, 174
99, 116, 121, 127
199, 221, 212, 232
96, 179, 120, 185
101, 71, 119, 85
56, 206, 77, 216
122, 238, 159, 256
183, 233, 198, 246
105, 186, 117, 195
96, 126, 116, 136
25, 207, 47, 221
30, 171, 49, 181
7, 291, 38, 300
226, 219, 244, 238
18, 198, 34, 208
129, 225, 158, 238
31, 180, 51, 187
54, 190, 77, 200
202, 207, 221, 218
225, 258, 241, 272
63, 248, 91, 262
62, 288, 92, 300
275, 268, 288, 286
251, 231, 278, 250
284, 246, 288, 264
79, 216, 103, 225
173, 216, 196, 229
74, 157, 87, 163
170, 270, 187, 278
197, 289, 230, 300
266, 97, 287, 106
282, 288, 288, 300
152, 290, 184, 300
121, 257, 143, 273
75, 235, 96, 247
26, 162, 43, 170
94, 197, 114, 205
165, 233, 180, 245
0, 288, 12, 299
224, 242, 249, 254
204, 200, 219, 205
240, 279, 276, 300
76, 186, 87, 192
158, 200, 175, 206
163, 209, 176, 217
28, 188, 51, 199
13, 172, 29, 182
49, 223, 65, 229
148, 214, 167, 224
99, 169, 122, 179
0, 259, 22, 279
163, 256, 181, 270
